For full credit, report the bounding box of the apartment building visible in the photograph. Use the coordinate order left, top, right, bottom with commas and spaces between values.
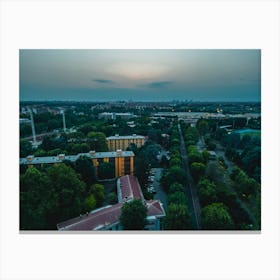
20, 150, 134, 178
106, 134, 145, 151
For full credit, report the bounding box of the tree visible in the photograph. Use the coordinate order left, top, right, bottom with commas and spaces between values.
185, 127, 199, 144
164, 203, 191, 230
74, 156, 96, 187
134, 154, 149, 187
90, 184, 105, 208
168, 191, 187, 205
201, 203, 234, 230
197, 178, 218, 207
169, 157, 182, 167
188, 151, 203, 165
196, 119, 209, 136
165, 166, 186, 186
20, 167, 56, 229
84, 194, 97, 212
120, 199, 147, 230
98, 162, 115, 179
20, 140, 33, 157
87, 132, 108, 151
202, 150, 210, 163
169, 183, 185, 193
190, 162, 206, 183
47, 163, 86, 223
108, 192, 118, 204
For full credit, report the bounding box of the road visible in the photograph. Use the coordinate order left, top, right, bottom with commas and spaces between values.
21, 131, 55, 141
214, 143, 234, 173
178, 124, 201, 229
151, 168, 168, 211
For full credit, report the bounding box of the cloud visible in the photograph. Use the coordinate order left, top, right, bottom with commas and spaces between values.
92, 79, 114, 84
140, 81, 174, 88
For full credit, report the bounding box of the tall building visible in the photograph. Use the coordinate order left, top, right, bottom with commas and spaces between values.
20, 150, 134, 178
106, 134, 145, 151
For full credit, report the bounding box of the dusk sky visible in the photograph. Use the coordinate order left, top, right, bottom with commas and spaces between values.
20, 49, 261, 102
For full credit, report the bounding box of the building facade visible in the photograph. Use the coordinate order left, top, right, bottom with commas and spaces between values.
106, 134, 145, 151
98, 112, 135, 120
20, 150, 134, 178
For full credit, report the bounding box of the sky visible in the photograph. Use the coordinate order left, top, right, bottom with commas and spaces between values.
20, 49, 261, 102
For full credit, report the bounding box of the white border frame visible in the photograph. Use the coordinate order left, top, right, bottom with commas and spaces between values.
1, 1, 280, 280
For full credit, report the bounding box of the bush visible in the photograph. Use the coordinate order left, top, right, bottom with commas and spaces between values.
108, 192, 118, 204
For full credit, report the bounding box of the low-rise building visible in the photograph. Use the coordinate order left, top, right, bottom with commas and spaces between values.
57, 175, 166, 231
98, 112, 135, 120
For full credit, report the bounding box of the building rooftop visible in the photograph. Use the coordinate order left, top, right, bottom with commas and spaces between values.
118, 175, 145, 202
57, 204, 122, 231
106, 135, 145, 140
20, 150, 135, 165
57, 200, 165, 231
57, 174, 165, 231
146, 200, 166, 218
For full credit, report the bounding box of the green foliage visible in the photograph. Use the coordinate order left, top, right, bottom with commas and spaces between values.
197, 178, 218, 207
84, 194, 97, 212
187, 145, 203, 165
214, 128, 227, 141
196, 119, 209, 136
184, 126, 199, 145
74, 156, 96, 186
20, 123, 32, 138
164, 203, 191, 230
33, 148, 48, 157
87, 132, 108, 151
90, 184, 105, 208
41, 135, 67, 151
169, 157, 182, 167
202, 150, 210, 163
108, 192, 118, 204
230, 167, 260, 197
168, 191, 187, 205
20, 140, 33, 157
190, 162, 206, 183
134, 154, 149, 187
20, 167, 55, 230
120, 200, 147, 230
47, 148, 64, 156
47, 163, 86, 223
169, 183, 185, 193
201, 203, 234, 230
161, 166, 187, 191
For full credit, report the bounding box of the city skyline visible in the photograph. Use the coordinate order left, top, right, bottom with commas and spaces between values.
20, 49, 261, 102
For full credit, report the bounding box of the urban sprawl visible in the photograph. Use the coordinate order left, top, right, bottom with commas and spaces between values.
20, 101, 261, 231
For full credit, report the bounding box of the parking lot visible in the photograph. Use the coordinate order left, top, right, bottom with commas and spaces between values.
147, 168, 168, 211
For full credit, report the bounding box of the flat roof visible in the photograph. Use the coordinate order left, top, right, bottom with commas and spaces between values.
20, 151, 134, 165
107, 135, 145, 140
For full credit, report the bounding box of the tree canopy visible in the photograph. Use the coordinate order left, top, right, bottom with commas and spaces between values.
87, 132, 108, 151
201, 203, 234, 230
120, 199, 147, 230
164, 203, 191, 230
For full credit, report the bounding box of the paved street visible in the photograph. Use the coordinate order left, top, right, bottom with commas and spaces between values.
151, 168, 168, 211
